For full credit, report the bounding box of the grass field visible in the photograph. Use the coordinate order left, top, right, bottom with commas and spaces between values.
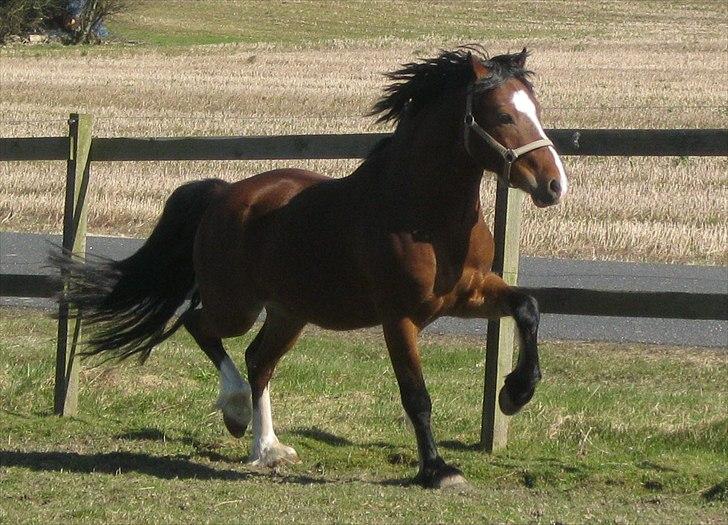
0, 309, 726, 523
0, 1, 726, 264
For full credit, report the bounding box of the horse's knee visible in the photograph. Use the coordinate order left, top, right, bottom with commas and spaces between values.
498, 293, 543, 415
244, 327, 268, 374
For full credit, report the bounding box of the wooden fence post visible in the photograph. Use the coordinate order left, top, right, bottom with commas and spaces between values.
54, 113, 92, 416
480, 180, 524, 452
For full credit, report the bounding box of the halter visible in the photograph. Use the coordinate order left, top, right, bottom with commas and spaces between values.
463, 86, 553, 187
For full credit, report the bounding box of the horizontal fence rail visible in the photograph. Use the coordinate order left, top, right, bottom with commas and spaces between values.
2, 274, 726, 321
2, 129, 727, 161
0, 274, 61, 298
520, 287, 728, 321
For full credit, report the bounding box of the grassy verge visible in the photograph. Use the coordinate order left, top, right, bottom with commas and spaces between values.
1, 309, 726, 523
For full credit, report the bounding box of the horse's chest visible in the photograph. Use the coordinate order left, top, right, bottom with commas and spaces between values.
380, 228, 493, 318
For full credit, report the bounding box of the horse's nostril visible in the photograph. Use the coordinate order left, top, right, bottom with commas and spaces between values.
549, 179, 561, 197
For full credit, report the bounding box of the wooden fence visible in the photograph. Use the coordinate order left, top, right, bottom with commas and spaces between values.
1, 116, 726, 452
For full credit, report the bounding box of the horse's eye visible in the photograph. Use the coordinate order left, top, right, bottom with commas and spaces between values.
497, 113, 514, 124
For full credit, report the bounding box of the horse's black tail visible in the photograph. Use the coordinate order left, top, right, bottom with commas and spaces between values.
49, 178, 229, 363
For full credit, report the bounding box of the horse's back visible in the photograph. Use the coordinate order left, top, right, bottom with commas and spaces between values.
226, 168, 330, 214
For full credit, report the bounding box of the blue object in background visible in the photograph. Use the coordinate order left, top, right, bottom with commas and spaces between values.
67, 0, 109, 38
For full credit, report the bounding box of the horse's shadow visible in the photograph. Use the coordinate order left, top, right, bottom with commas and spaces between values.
0, 449, 333, 485
3, 426, 489, 488
0, 449, 256, 481
1, 426, 417, 487
1, 426, 326, 485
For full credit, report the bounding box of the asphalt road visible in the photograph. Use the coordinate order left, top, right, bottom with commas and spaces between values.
1, 232, 726, 348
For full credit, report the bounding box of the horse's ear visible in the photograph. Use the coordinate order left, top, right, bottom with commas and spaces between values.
469, 52, 489, 80
513, 47, 529, 69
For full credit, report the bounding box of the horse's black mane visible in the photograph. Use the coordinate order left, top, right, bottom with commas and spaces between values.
370, 46, 533, 124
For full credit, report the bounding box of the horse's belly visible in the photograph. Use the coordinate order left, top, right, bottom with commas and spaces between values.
269, 294, 380, 331
262, 259, 381, 329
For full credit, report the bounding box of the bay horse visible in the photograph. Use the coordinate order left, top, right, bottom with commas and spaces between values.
53, 47, 567, 488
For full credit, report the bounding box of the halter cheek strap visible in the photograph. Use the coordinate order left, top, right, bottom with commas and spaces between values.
463, 87, 553, 187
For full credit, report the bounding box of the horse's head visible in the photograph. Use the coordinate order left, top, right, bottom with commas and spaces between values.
464, 49, 568, 207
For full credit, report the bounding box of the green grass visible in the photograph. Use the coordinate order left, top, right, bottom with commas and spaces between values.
101, 0, 723, 48
106, 0, 594, 47
1, 308, 726, 523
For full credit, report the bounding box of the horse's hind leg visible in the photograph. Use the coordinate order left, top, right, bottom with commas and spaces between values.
244, 309, 305, 467
183, 308, 255, 437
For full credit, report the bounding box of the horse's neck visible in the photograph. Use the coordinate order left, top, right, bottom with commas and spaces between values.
375, 109, 484, 231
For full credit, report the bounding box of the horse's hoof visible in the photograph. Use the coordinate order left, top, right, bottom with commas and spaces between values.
249, 442, 301, 468
414, 462, 468, 490
217, 390, 252, 438
222, 413, 248, 438
498, 382, 535, 416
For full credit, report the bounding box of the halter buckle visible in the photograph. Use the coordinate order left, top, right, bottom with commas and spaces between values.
504, 150, 517, 163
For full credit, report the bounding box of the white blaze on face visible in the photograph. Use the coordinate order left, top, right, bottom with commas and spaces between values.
511, 90, 568, 196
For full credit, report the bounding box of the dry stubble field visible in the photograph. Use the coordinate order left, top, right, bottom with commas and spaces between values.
0, 0, 726, 266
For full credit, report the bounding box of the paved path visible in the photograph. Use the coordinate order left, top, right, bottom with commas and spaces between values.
1, 232, 726, 348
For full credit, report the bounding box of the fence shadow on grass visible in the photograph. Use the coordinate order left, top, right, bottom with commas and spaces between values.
0, 449, 331, 485
0, 449, 255, 481
439, 439, 481, 452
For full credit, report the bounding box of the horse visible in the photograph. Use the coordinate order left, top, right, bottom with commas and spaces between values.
52, 46, 568, 489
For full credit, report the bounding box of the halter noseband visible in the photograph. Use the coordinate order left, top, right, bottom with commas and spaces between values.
463, 86, 554, 187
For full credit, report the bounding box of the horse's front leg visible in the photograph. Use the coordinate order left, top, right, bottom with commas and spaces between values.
382, 318, 466, 489
458, 273, 541, 415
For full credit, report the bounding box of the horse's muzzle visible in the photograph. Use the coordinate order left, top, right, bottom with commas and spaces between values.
531, 178, 563, 207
